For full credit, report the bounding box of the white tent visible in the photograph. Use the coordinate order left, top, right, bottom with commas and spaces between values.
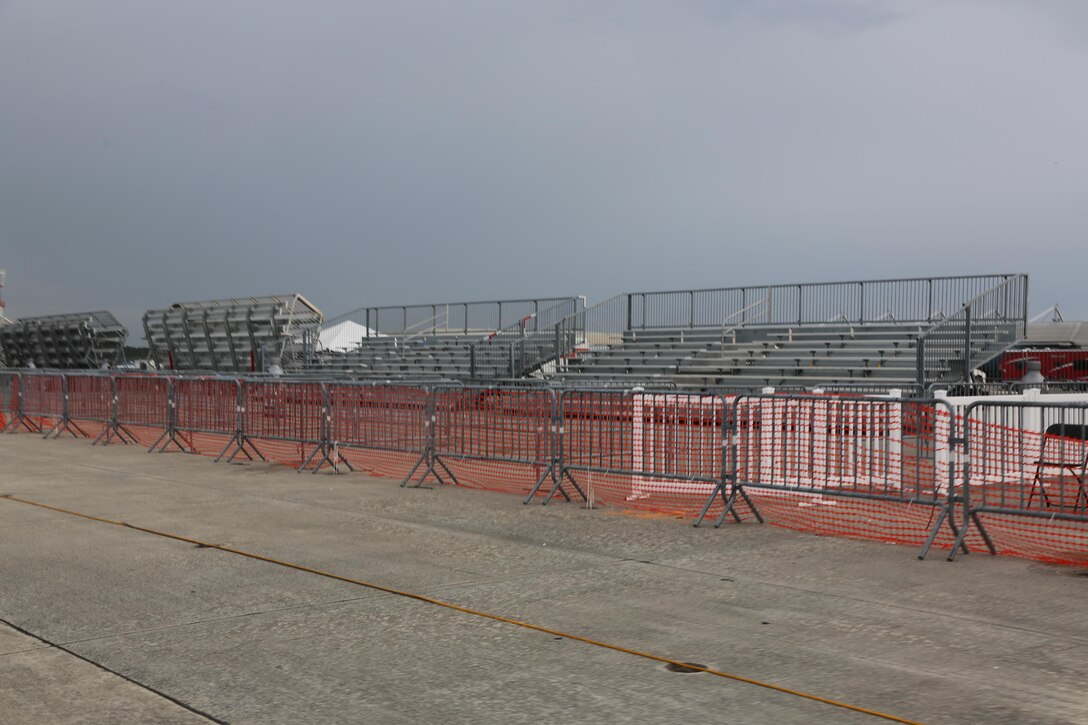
319, 320, 382, 351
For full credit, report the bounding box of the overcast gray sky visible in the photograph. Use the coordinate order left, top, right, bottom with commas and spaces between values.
2, 0, 1086, 337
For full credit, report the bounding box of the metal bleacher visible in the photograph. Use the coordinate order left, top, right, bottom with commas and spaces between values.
143, 294, 323, 373
306, 297, 584, 381
0, 311, 128, 369
553, 275, 1028, 390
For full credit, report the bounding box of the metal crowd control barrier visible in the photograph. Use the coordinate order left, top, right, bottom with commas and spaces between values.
159, 377, 255, 462
15, 372, 78, 438
323, 382, 427, 479
239, 379, 325, 468
65, 373, 132, 445
6, 368, 1087, 567
709, 393, 964, 558
950, 401, 1088, 558
414, 384, 560, 499
555, 389, 734, 510
115, 374, 172, 449
0, 370, 24, 432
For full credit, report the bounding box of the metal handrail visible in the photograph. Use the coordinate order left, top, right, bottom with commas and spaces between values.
551, 274, 1026, 342
403, 309, 451, 344
719, 296, 769, 351
916, 274, 1028, 386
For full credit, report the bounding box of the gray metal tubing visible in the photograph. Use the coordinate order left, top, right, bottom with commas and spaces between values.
962, 400, 1088, 521
728, 393, 946, 506
325, 381, 429, 455
238, 378, 325, 446
557, 387, 726, 483
430, 383, 557, 467
325, 297, 580, 338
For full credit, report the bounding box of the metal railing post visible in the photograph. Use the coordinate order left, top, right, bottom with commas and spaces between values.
554, 326, 562, 371
963, 305, 973, 381
1022, 274, 1029, 332
916, 337, 926, 387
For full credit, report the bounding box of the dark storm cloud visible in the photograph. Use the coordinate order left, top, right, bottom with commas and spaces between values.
1, 1, 1086, 336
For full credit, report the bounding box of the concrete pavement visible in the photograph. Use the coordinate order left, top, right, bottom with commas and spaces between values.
1, 433, 1086, 723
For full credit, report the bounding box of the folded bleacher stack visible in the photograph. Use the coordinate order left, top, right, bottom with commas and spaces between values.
142, 294, 323, 373
0, 310, 128, 369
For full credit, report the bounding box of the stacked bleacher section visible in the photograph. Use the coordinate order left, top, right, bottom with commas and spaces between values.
143, 295, 323, 372
554, 275, 1028, 389
306, 297, 584, 380
0, 311, 128, 369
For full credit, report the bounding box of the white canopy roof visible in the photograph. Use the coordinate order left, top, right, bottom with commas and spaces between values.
319, 320, 381, 351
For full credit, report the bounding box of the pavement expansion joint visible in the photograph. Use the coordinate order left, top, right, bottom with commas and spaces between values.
0, 616, 227, 724
1, 493, 925, 725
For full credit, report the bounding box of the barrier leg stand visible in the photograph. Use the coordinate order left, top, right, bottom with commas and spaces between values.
326, 443, 355, 474
2, 413, 40, 434
968, 509, 996, 556
152, 428, 190, 454
91, 424, 111, 446
219, 434, 266, 464
694, 480, 728, 527
399, 452, 430, 488
115, 423, 139, 445
918, 501, 970, 560
44, 416, 88, 441
714, 483, 763, 528
400, 396, 448, 488
433, 455, 461, 486
523, 462, 557, 504
525, 417, 565, 503
945, 516, 972, 560
946, 505, 995, 562
541, 467, 585, 505
298, 442, 324, 473
94, 420, 136, 446
94, 387, 132, 446
400, 448, 448, 489
301, 442, 355, 475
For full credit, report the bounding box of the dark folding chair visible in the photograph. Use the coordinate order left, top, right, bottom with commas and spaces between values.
1029, 423, 1088, 512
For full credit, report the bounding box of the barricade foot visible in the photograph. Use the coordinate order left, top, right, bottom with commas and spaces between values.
44, 419, 88, 440
524, 464, 556, 504
93, 423, 137, 446
150, 430, 190, 454
2, 416, 41, 435
712, 484, 762, 528
695, 480, 732, 527
400, 452, 447, 489
218, 435, 266, 464
970, 510, 997, 556
919, 503, 972, 560
541, 468, 585, 505
433, 456, 461, 486
300, 442, 356, 475
947, 510, 997, 561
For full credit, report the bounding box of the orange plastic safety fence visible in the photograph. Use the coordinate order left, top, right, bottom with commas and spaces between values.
4, 373, 1087, 567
